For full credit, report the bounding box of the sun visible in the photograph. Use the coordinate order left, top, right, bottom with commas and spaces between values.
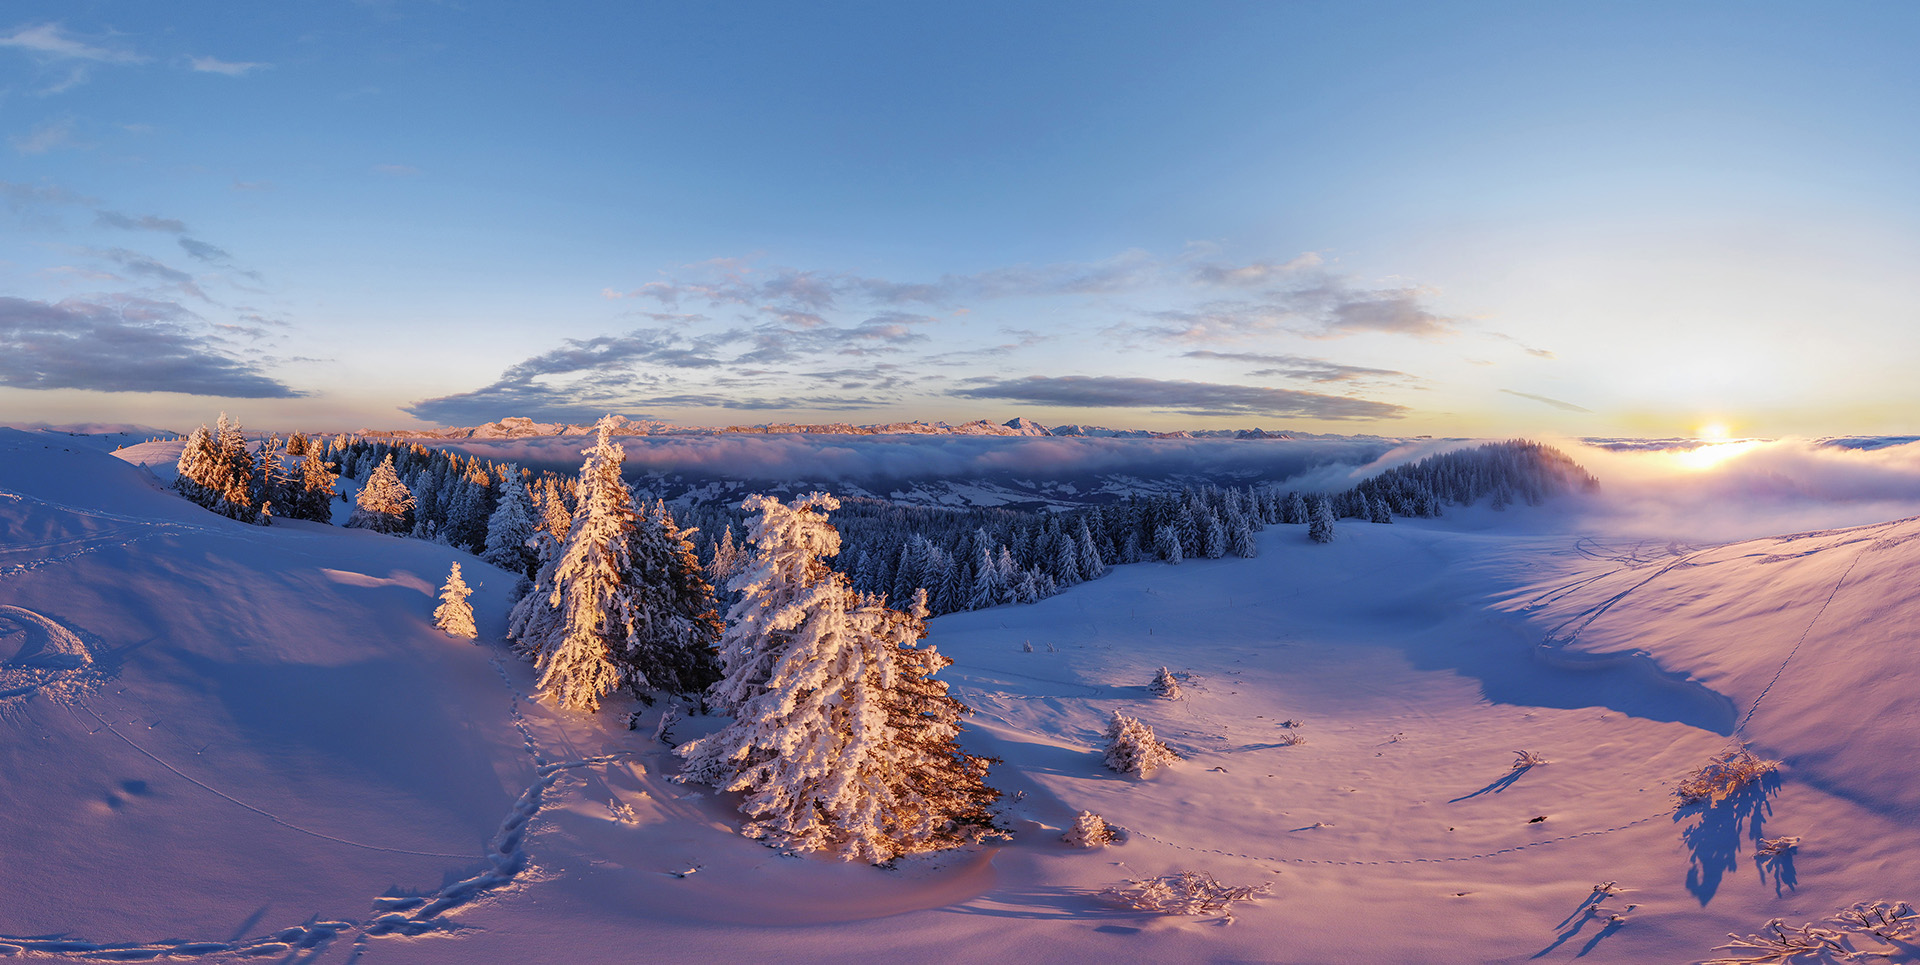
1698, 421, 1732, 443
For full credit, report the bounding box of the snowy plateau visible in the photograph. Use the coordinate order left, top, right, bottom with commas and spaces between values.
4, 426, 1920, 964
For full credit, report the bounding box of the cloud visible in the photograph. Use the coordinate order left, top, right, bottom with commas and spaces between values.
95, 209, 186, 233
189, 55, 267, 76
10, 118, 82, 154
1138, 277, 1460, 344
0, 23, 144, 64
0, 295, 301, 397
1187, 252, 1323, 287
89, 247, 207, 300
1502, 389, 1591, 413
405, 381, 892, 427
178, 237, 232, 262
501, 329, 727, 381
430, 432, 1415, 491
1567, 438, 1920, 542
1183, 350, 1418, 384
955, 375, 1407, 420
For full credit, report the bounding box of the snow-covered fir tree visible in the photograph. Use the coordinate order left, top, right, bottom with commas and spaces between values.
1063, 810, 1116, 848
481, 469, 540, 579
1308, 494, 1336, 544
172, 415, 268, 524
1104, 710, 1179, 776
678, 494, 1000, 863
290, 445, 338, 522
347, 454, 413, 534
434, 562, 477, 639
1150, 666, 1182, 699
625, 499, 723, 695
507, 421, 720, 709
1153, 523, 1183, 564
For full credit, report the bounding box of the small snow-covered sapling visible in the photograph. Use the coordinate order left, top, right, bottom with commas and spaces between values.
1104, 711, 1179, 776
1062, 810, 1116, 848
1150, 666, 1182, 699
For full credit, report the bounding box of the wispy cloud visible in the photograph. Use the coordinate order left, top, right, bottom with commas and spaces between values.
88, 247, 207, 300
189, 55, 267, 76
955, 375, 1407, 420
10, 118, 82, 155
94, 209, 186, 233
1501, 389, 1591, 413
0, 295, 300, 397
1182, 350, 1419, 384
0, 23, 145, 64
178, 237, 233, 263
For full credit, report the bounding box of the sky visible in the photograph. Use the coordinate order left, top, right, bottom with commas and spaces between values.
2, 2, 1918, 436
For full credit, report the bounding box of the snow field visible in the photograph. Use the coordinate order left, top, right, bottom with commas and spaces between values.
5, 429, 1918, 961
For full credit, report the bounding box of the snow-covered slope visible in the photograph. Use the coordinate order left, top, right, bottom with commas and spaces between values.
5, 430, 1917, 963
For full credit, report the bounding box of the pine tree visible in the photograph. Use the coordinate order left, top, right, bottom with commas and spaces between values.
710, 524, 742, 586
173, 424, 216, 504
347, 454, 414, 534
1308, 494, 1336, 544
1076, 520, 1106, 580
1153, 524, 1183, 564
1063, 810, 1116, 848
678, 494, 1000, 863
1284, 491, 1308, 525
434, 562, 478, 639
1151, 666, 1182, 699
294, 445, 339, 522
507, 421, 640, 711
625, 500, 723, 695
482, 470, 540, 579
1104, 711, 1179, 776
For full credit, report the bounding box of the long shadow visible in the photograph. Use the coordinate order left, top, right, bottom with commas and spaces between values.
1533, 891, 1625, 959
1757, 847, 1799, 896
1676, 772, 1782, 905
1450, 764, 1532, 803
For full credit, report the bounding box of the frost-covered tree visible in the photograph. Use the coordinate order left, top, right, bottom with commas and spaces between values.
1076, 520, 1106, 580
678, 494, 999, 863
1368, 493, 1393, 524
710, 524, 743, 586
434, 562, 477, 639
482, 470, 540, 579
1226, 511, 1259, 558
1201, 512, 1227, 559
347, 454, 414, 534
290, 446, 339, 522
1063, 810, 1116, 848
510, 422, 650, 709
1150, 666, 1182, 699
625, 500, 723, 695
1283, 491, 1308, 525
1307, 494, 1335, 544
171, 415, 267, 524
1153, 524, 1183, 564
1104, 710, 1179, 776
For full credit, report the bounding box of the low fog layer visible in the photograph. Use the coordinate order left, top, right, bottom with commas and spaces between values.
427, 433, 1459, 491
1567, 438, 1920, 541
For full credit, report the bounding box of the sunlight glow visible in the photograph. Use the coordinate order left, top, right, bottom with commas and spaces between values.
1675, 440, 1762, 471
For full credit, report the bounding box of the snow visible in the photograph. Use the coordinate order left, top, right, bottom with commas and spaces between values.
3, 426, 1918, 961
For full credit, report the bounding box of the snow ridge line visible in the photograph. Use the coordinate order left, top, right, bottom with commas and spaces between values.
0, 919, 356, 960
71, 702, 473, 859
1736, 534, 1878, 736
0, 529, 179, 583
1125, 809, 1672, 867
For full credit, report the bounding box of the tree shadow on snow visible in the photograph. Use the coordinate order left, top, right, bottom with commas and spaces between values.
1449, 763, 1534, 802
1756, 845, 1799, 896
1532, 887, 1632, 959
1675, 771, 1782, 905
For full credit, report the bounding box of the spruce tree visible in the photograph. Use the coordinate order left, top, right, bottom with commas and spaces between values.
508, 421, 638, 711
434, 562, 478, 639
481, 470, 540, 578
293, 445, 339, 522
626, 500, 723, 695
347, 455, 414, 534
1308, 494, 1336, 543
679, 495, 999, 863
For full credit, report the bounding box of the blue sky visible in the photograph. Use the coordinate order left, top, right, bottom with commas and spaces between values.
3, 2, 1917, 435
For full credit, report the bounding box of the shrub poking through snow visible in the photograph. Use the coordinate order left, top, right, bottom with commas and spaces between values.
1512, 749, 1549, 769
1104, 711, 1179, 776
1150, 666, 1181, 699
1676, 745, 1782, 805
1106, 871, 1270, 917
1063, 810, 1116, 848
1755, 836, 1800, 857
1705, 901, 1917, 964
434, 562, 477, 639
